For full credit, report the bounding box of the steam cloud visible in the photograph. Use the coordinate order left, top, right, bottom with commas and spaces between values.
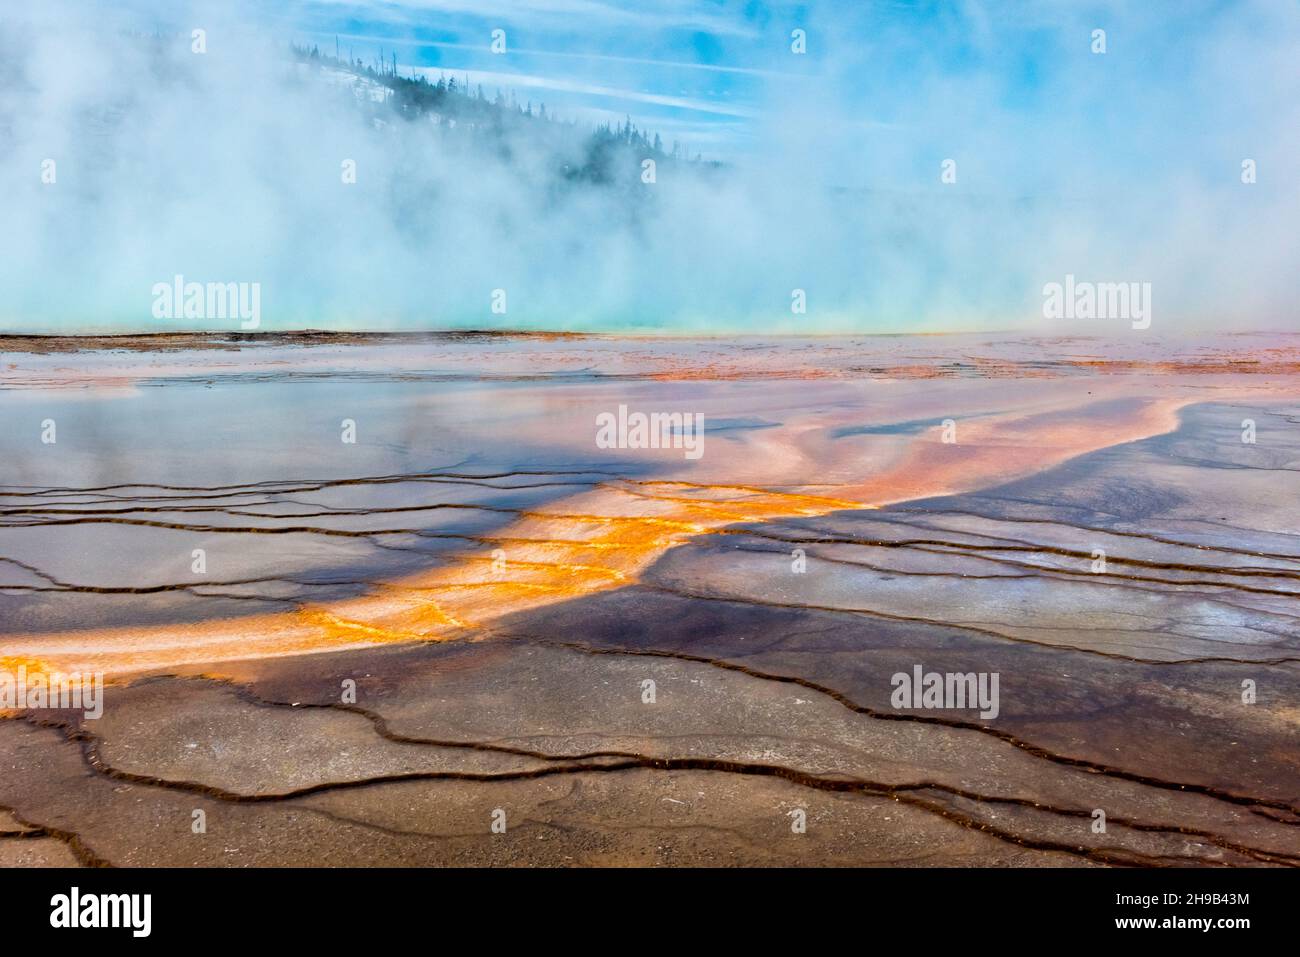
1, 0, 1296, 333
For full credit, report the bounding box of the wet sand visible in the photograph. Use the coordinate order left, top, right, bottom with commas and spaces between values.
1, 334, 1297, 866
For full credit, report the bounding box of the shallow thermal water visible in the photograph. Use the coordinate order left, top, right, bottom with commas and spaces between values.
1, 333, 1297, 866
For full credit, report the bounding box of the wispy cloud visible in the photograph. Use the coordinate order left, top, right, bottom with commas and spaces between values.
416, 67, 759, 119
294, 0, 763, 37
324, 31, 789, 78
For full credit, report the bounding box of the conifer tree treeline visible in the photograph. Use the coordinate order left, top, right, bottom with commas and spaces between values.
291, 42, 716, 187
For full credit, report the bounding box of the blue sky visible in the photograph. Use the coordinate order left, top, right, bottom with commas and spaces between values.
272, 0, 804, 159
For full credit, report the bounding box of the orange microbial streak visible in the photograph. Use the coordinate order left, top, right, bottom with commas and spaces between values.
0, 481, 874, 681
0, 392, 1239, 681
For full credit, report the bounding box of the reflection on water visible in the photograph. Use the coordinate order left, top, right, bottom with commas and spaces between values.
1, 336, 1297, 679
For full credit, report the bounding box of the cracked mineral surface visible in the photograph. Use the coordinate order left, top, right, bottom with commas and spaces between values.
1, 333, 1297, 866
